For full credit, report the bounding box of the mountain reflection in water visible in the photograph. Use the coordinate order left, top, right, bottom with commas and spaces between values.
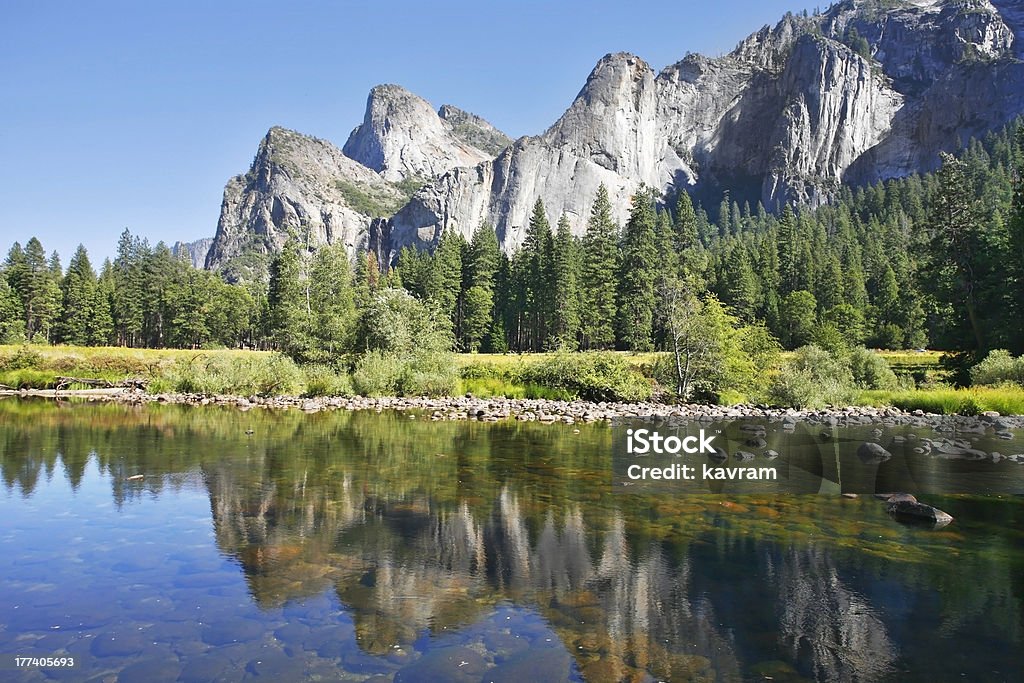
0, 399, 1021, 682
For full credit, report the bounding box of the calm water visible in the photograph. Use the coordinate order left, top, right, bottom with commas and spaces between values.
0, 399, 1022, 682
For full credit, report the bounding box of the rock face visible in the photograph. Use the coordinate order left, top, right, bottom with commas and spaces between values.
205, 127, 406, 281
388, 0, 1024, 259
207, 0, 1024, 271
171, 238, 212, 269
342, 84, 510, 182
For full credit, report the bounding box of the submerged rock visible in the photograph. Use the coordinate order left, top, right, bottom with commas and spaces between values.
857, 442, 893, 464
886, 499, 954, 528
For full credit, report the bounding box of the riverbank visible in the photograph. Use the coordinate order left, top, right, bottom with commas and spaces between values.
4, 387, 1023, 430
3, 344, 1023, 417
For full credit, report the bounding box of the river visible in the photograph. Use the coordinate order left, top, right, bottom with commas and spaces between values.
1, 399, 1022, 682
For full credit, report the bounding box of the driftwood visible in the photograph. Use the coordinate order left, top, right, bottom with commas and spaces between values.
53, 377, 148, 391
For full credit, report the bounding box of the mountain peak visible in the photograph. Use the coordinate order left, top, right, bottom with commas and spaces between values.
343, 84, 509, 181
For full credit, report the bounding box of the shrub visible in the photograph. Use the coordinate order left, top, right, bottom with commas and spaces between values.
0, 347, 43, 371
768, 345, 855, 409
402, 351, 459, 396
157, 353, 303, 396
971, 349, 1024, 387
522, 351, 652, 402
302, 364, 354, 397
352, 351, 404, 397
848, 347, 899, 390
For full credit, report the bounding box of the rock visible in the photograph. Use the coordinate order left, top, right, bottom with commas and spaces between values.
734, 450, 756, 461
484, 648, 572, 683
209, 1, 1024, 272
887, 499, 954, 528
393, 646, 487, 683
344, 85, 509, 182
205, 127, 408, 280
857, 441, 893, 463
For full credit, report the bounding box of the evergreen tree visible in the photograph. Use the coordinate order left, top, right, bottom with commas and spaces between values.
521, 199, 554, 350
549, 215, 581, 349
580, 185, 619, 349
462, 224, 500, 352
57, 245, 98, 345
618, 187, 658, 351
926, 153, 990, 355
1007, 127, 1024, 353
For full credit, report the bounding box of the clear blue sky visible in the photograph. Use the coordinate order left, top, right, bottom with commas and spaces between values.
1, 0, 813, 266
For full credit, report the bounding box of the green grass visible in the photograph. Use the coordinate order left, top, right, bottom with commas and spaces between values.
857, 387, 1024, 416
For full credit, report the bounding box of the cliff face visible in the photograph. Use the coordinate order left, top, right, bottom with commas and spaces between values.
204, 127, 406, 281
342, 85, 510, 183
207, 0, 1024, 270
171, 238, 213, 270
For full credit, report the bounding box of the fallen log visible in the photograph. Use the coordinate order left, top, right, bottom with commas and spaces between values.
54, 377, 148, 391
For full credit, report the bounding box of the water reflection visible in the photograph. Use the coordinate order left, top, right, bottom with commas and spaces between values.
0, 399, 1022, 682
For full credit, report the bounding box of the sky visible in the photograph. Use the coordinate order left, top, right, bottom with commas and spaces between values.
1, 0, 815, 266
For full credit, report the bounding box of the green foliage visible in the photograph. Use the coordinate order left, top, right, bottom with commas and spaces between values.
848, 346, 900, 390
970, 349, 1024, 387
401, 350, 459, 397
355, 288, 452, 355
301, 364, 354, 397
769, 345, 856, 409
580, 185, 620, 350
0, 346, 44, 371
333, 179, 406, 217
618, 187, 658, 351
351, 349, 457, 397
352, 350, 404, 397
155, 353, 302, 396
521, 351, 652, 402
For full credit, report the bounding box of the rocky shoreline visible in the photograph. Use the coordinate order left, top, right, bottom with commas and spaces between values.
3, 387, 1023, 430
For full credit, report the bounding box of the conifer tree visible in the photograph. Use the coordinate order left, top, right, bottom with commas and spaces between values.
618, 187, 658, 351
580, 185, 619, 349
550, 215, 581, 349
57, 245, 98, 345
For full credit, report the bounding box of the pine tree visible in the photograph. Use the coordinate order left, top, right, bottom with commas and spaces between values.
721, 245, 759, 323
521, 199, 554, 350
580, 185, 619, 349
1007, 127, 1024, 353
777, 205, 801, 296
618, 187, 658, 351
462, 224, 500, 352
926, 153, 989, 354
57, 245, 98, 345
112, 230, 146, 346
550, 215, 581, 349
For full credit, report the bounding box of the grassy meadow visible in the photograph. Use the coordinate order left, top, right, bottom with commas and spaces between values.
2, 344, 1022, 414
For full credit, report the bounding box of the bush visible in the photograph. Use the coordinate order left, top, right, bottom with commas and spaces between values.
302, 364, 354, 397
971, 349, 1024, 387
402, 351, 459, 396
352, 351, 404, 397
522, 351, 652, 402
769, 345, 855, 409
848, 347, 899, 390
157, 353, 303, 396
0, 347, 43, 371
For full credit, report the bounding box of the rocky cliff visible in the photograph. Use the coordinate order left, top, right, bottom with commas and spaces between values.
171, 237, 213, 270
342, 85, 510, 182
207, 0, 1024, 271
205, 127, 407, 280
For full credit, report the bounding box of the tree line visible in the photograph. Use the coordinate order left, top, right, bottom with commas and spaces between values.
3, 120, 1024, 375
